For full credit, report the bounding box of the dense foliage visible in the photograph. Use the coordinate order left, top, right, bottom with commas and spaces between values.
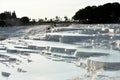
1, 2, 120, 26
73, 2, 120, 23
20, 17, 30, 25
0, 11, 30, 27
0, 11, 72, 27
0, 11, 17, 26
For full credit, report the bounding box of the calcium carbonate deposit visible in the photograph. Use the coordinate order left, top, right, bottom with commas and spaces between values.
0, 24, 120, 80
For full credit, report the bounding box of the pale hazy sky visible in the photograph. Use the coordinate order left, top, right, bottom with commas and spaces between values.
0, 0, 120, 19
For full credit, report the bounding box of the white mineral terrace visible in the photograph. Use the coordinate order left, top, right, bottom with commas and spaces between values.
0, 24, 120, 80
46, 32, 93, 37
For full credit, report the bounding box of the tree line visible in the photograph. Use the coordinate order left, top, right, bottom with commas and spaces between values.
0, 11, 72, 27
0, 11, 31, 26
73, 2, 120, 23
1, 2, 120, 26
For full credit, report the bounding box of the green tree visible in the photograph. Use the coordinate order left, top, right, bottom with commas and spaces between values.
0, 21, 6, 27
64, 16, 68, 22
20, 16, 30, 25
12, 11, 17, 18
38, 19, 44, 22
31, 19, 37, 25
73, 2, 120, 23
55, 16, 60, 22
0, 13, 7, 20
44, 17, 47, 22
